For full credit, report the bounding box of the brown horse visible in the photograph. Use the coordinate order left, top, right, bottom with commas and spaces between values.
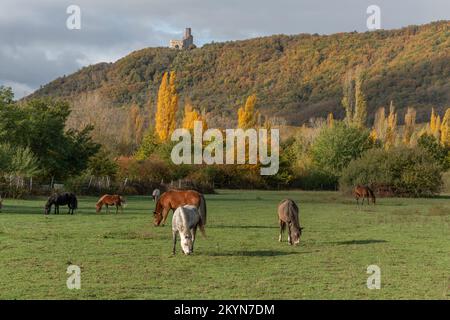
354, 185, 376, 205
153, 190, 207, 230
277, 199, 303, 245
96, 194, 126, 214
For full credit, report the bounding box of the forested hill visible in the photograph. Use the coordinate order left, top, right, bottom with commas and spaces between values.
30, 21, 449, 126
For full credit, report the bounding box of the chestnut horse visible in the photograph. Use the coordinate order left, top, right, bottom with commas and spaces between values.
153, 190, 207, 230
354, 185, 376, 205
96, 194, 126, 214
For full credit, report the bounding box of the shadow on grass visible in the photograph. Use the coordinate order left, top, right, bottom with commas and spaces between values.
210, 225, 276, 229
333, 239, 387, 245
205, 250, 308, 257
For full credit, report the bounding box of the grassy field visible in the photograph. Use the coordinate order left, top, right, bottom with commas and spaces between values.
0, 190, 449, 300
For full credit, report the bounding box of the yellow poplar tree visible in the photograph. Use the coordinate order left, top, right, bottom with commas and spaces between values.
327, 113, 334, 128
341, 70, 354, 125
385, 102, 397, 149
353, 74, 367, 127
403, 107, 416, 146
441, 108, 450, 147
155, 72, 179, 141
429, 108, 441, 139
182, 102, 207, 131
373, 107, 386, 142
238, 94, 259, 129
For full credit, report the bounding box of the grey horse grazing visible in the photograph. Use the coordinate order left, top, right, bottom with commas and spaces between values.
172, 205, 205, 255
152, 188, 161, 202
277, 199, 303, 245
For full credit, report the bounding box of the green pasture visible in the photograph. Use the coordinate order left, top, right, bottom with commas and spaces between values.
0, 190, 449, 299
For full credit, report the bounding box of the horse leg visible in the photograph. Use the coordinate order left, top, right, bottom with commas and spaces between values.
279, 220, 285, 242
192, 227, 197, 253
116, 204, 118, 214
172, 231, 177, 255
106, 204, 109, 214
162, 208, 170, 226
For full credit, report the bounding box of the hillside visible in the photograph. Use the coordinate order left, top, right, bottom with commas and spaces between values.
30, 21, 449, 130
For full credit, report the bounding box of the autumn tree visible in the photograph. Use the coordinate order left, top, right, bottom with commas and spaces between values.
441, 108, 450, 147
384, 102, 397, 149
341, 70, 354, 125
403, 107, 416, 146
342, 67, 367, 127
353, 73, 367, 127
327, 113, 334, 128
155, 72, 178, 141
122, 103, 145, 153
429, 108, 441, 139
238, 94, 259, 129
182, 101, 207, 131
371, 107, 386, 142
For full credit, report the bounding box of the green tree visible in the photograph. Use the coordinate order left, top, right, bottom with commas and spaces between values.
0, 86, 14, 106
340, 147, 443, 197
135, 127, 159, 160
311, 123, 374, 179
417, 134, 449, 170
0, 98, 100, 179
87, 149, 118, 177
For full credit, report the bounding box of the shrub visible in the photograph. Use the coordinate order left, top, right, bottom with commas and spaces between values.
311, 123, 374, 180
340, 147, 443, 197
417, 134, 450, 170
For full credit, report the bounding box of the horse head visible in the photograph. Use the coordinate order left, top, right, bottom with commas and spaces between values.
180, 232, 193, 255
289, 224, 303, 245
153, 210, 163, 226
44, 197, 52, 215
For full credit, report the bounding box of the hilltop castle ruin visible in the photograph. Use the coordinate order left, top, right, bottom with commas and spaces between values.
169, 28, 194, 49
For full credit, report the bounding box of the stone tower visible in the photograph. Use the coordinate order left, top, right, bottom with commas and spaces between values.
169, 27, 194, 49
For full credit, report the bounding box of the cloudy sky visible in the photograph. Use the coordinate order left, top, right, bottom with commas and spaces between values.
1, 0, 449, 99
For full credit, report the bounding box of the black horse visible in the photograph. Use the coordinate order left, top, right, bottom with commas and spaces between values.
44, 193, 78, 215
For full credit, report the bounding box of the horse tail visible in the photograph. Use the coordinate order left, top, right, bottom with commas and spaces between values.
71, 194, 78, 210
198, 194, 207, 237
367, 187, 376, 204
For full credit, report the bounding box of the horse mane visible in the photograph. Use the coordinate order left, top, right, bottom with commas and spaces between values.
155, 195, 164, 213
96, 195, 106, 207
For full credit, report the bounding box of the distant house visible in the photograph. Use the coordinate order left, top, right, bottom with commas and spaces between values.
169, 28, 194, 49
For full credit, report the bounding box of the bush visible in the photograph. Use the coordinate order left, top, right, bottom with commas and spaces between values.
417, 134, 450, 170
311, 123, 374, 180
340, 147, 444, 197
291, 168, 338, 190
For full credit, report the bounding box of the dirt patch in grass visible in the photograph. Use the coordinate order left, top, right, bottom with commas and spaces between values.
427, 205, 450, 216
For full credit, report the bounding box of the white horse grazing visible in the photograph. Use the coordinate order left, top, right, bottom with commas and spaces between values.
172, 205, 205, 255
152, 188, 161, 202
